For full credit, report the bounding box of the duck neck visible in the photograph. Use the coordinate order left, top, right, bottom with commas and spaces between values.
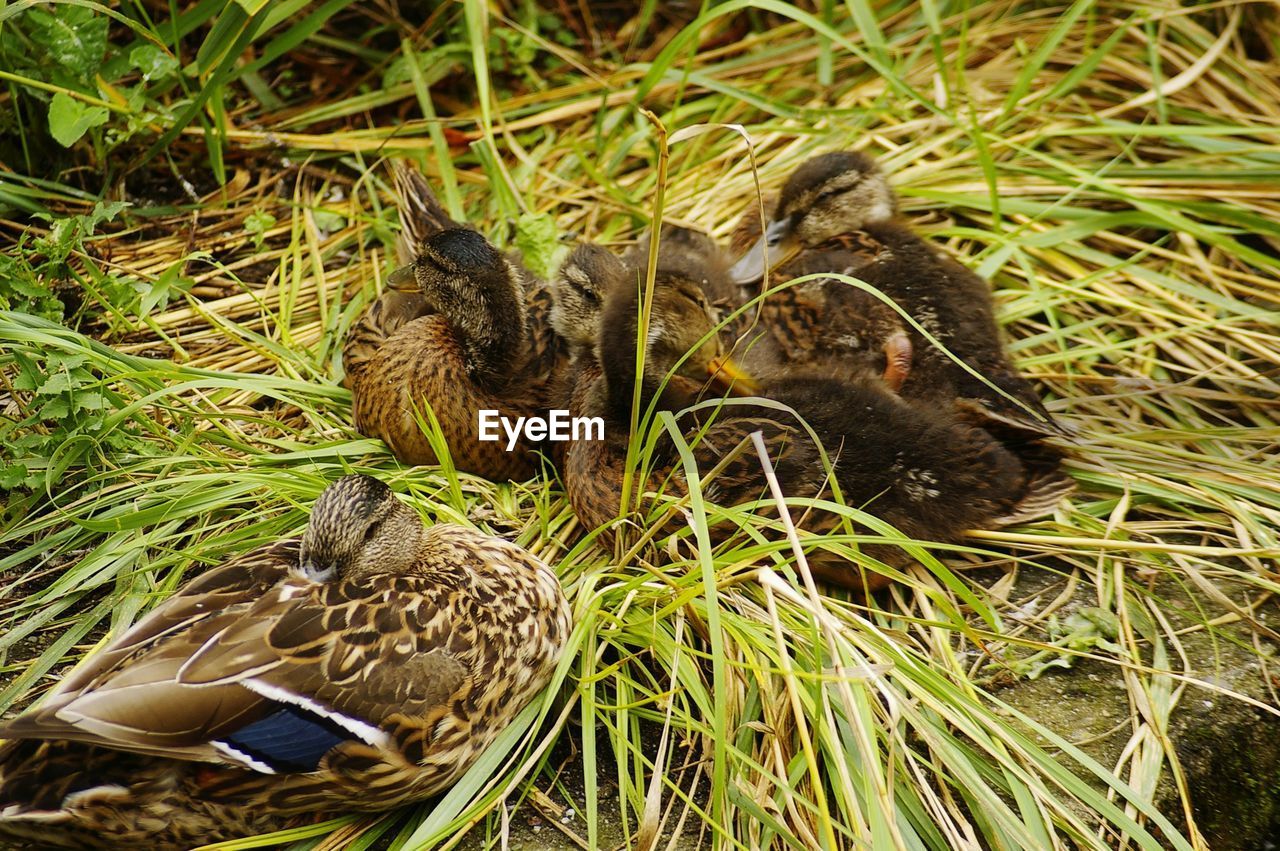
451, 267, 528, 385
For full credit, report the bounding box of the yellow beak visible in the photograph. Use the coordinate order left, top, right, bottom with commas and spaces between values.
708, 355, 759, 395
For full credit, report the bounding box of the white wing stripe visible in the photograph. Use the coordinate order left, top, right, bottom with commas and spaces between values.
241, 678, 390, 748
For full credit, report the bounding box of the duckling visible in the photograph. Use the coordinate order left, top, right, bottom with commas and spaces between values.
548, 234, 748, 415
549, 242, 623, 356
0, 474, 571, 850
346, 228, 553, 478
623, 224, 739, 310
625, 219, 913, 390
557, 244, 754, 534
562, 250, 1072, 591
344, 163, 568, 479
729, 151, 1062, 433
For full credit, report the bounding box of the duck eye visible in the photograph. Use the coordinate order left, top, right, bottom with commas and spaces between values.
579, 286, 601, 305
362, 519, 383, 543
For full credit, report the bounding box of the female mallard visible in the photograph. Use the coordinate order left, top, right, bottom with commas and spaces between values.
729, 151, 1062, 434
561, 245, 1071, 592
343, 164, 566, 479
0, 474, 571, 849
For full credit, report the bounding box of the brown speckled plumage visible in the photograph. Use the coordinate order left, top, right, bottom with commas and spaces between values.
349, 303, 548, 479
342, 163, 572, 480
562, 241, 1071, 592
730, 204, 903, 368
0, 475, 571, 849
729, 151, 1064, 435
346, 228, 549, 478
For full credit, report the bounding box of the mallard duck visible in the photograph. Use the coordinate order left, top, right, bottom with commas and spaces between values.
728, 151, 1062, 433
346, 227, 553, 478
343, 163, 568, 479
0, 474, 571, 849
561, 246, 1072, 591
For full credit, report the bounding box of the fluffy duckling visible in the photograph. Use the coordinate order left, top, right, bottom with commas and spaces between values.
346, 226, 552, 479
729, 151, 1062, 433
549, 242, 621, 356
344, 163, 568, 479
623, 224, 739, 311
562, 249, 1071, 591
557, 244, 753, 534
0, 475, 571, 849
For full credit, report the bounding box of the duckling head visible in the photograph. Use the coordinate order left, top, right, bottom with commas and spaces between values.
299, 474, 423, 582
551, 243, 630, 353
597, 273, 755, 419
728, 151, 896, 285
626, 225, 736, 306
388, 228, 526, 382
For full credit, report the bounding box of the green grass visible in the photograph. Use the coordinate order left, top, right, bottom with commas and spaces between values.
2, 1, 1280, 849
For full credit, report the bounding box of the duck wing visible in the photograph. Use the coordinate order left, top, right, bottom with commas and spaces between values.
45, 541, 298, 702
0, 570, 470, 776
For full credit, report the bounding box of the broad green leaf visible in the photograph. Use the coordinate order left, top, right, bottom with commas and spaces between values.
129, 44, 178, 81
25, 5, 108, 79
48, 91, 109, 147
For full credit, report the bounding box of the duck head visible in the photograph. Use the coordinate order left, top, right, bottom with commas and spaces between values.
298, 474, 423, 582
387, 227, 527, 382
597, 270, 756, 420
626, 225, 736, 306
551, 243, 630, 353
729, 151, 897, 285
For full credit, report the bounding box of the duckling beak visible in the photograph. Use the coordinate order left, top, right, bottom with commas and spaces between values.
386, 264, 418, 292
708, 355, 759, 395
727, 218, 793, 286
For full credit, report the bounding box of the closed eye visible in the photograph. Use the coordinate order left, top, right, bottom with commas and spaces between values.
362, 519, 383, 543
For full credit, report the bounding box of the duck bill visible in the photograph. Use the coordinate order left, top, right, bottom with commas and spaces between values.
386, 263, 418, 292
707, 355, 759, 396
727, 218, 793, 286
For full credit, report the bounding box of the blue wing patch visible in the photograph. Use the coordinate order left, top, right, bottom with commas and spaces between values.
217, 703, 352, 773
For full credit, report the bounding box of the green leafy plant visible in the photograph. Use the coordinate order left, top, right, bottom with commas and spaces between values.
0, 4, 180, 163
243, 210, 277, 252
0, 349, 140, 493
47, 91, 110, 148
0, 201, 126, 321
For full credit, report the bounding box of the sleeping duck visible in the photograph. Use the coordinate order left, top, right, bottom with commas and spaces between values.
0, 474, 571, 849
343, 163, 567, 479
560, 242, 1071, 591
